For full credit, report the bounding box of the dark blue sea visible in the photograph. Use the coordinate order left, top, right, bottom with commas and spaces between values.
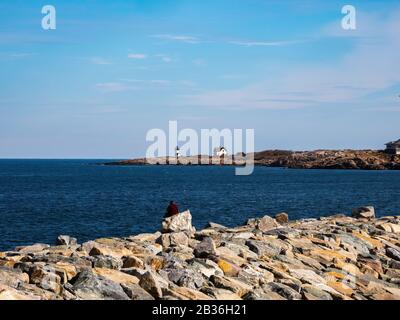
0, 159, 399, 251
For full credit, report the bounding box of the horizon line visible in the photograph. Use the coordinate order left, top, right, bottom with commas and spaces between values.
0, 147, 387, 160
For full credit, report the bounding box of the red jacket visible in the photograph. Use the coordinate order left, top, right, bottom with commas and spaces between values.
165, 203, 179, 218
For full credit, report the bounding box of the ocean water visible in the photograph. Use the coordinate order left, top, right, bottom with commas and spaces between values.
0, 159, 399, 251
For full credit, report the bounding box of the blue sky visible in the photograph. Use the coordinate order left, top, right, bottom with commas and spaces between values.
0, 0, 399, 158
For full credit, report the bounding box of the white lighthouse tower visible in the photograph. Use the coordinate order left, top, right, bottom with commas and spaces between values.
175, 146, 181, 159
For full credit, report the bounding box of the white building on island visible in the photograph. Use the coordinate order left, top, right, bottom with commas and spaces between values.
214, 146, 228, 157
385, 139, 400, 155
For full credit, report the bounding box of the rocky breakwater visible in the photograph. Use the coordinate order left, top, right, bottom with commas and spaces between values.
1, 208, 400, 300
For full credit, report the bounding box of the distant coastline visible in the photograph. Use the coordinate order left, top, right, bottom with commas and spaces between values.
103, 149, 400, 170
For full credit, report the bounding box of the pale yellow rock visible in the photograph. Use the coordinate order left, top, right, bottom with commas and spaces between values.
47, 246, 75, 257
169, 286, 212, 300
309, 248, 349, 263
241, 264, 274, 283
216, 247, 247, 266
29, 266, 62, 294
212, 289, 242, 300
334, 260, 362, 277
0, 259, 16, 268
365, 281, 388, 294
351, 231, 384, 249
171, 252, 194, 261
307, 236, 339, 250
0, 267, 30, 287
217, 259, 241, 277
89, 244, 132, 259
125, 243, 152, 258
122, 255, 145, 269
93, 268, 139, 285
16, 243, 49, 254
129, 232, 161, 243
74, 250, 90, 258
0, 284, 41, 300
258, 262, 297, 283
288, 269, 327, 285
144, 255, 165, 270
294, 253, 323, 269
54, 262, 78, 281
372, 292, 400, 300
384, 286, 400, 298
211, 275, 253, 297
324, 271, 347, 281
327, 280, 354, 296
377, 223, 400, 234
359, 265, 379, 278
94, 238, 126, 246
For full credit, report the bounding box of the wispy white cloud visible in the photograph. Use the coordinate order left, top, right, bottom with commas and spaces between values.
90, 57, 112, 65
219, 74, 245, 80
151, 34, 200, 44
178, 80, 197, 87
121, 79, 171, 86
178, 9, 400, 110
10, 53, 34, 58
366, 106, 400, 112
193, 58, 206, 66
119, 78, 197, 88
127, 53, 147, 59
228, 39, 306, 47
95, 82, 131, 93
150, 33, 308, 48
155, 54, 173, 63
95, 79, 197, 94
77, 106, 128, 117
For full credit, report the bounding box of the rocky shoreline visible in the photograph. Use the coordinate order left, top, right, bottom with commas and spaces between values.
104, 150, 400, 170
1, 207, 400, 300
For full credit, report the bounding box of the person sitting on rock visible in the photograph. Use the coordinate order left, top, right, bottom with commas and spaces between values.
165, 201, 179, 218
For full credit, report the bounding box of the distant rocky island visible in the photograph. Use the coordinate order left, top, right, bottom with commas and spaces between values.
104, 149, 400, 170
1, 207, 400, 300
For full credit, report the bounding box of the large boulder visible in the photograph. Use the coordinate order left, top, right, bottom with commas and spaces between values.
122, 256, 145, 269
247, 215, 280, 232
92, 255, 123, 270
138, 270, 164, 299
157, 232, 189, 248
69, 270, 130, 300
275, 213, 289, 224
258, 216, 280, 232
92, 268, 139, 285
352, 207, 375, 220
29, 265, 63, 294
194, 237, 216, 258
210, 275, 252, 298
187, 259, 223, 278
0, 284, 41, 300
56, 235, 77, 246
162, 210, 196, 233
89, 243, 132, 259
386, 248, 400, 261
166, 268, 205, 289
0, 267, 29, 288
377, 223, 400, 233
121, 283, 155, 300
16, 244, 50, 254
